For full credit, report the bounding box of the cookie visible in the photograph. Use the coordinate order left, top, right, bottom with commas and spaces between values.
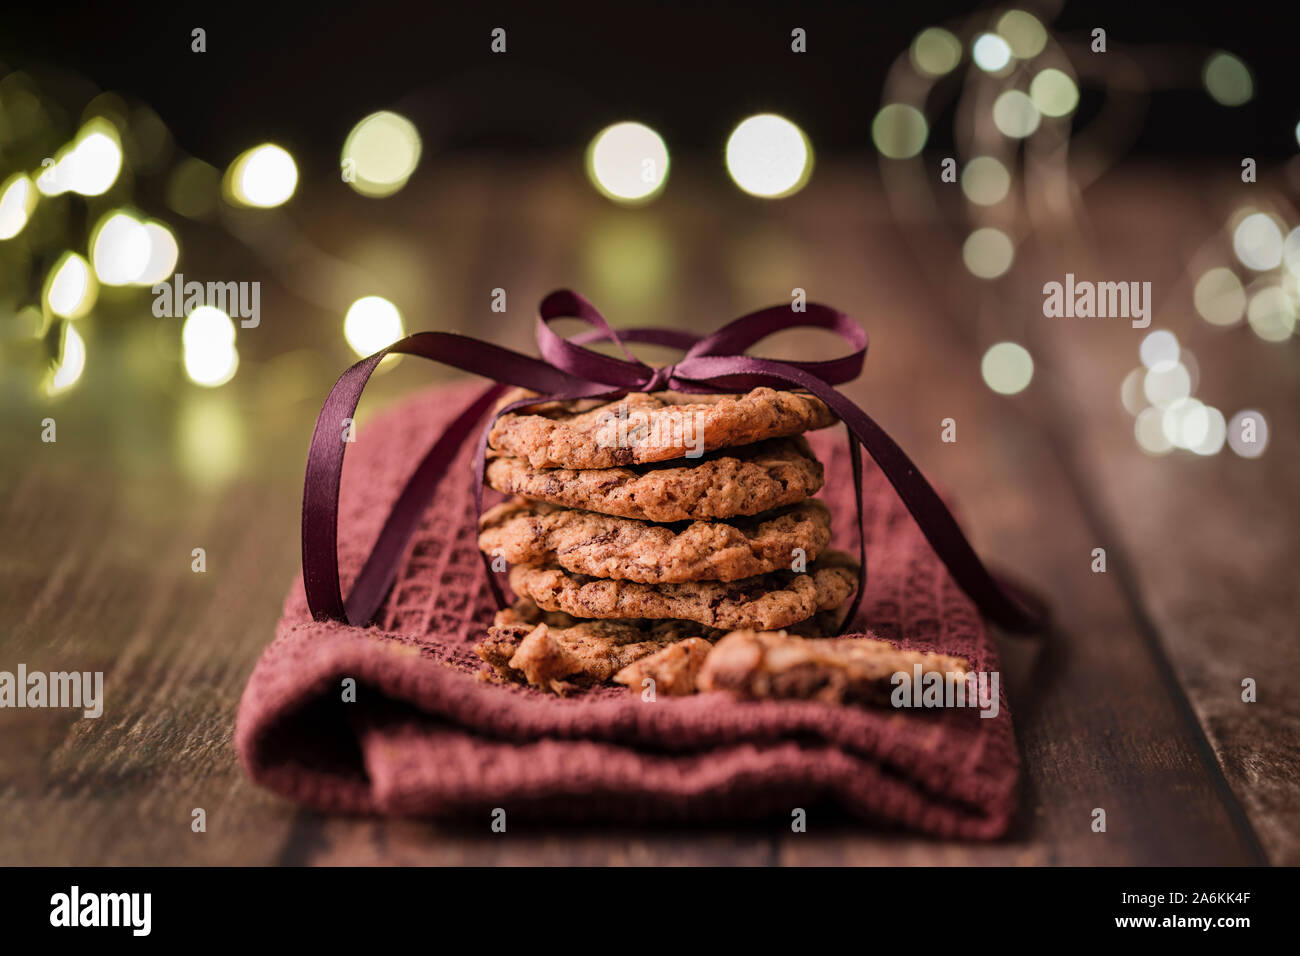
488, 387, 837, 469
484, 437, 824, 522
612, 638, 713, 697
475, 616, 712, 696
697, 630, 971, 706
479, 498, 831, 583
507, 550, 860, 631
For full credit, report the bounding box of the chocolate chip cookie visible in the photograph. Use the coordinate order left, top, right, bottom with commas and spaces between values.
507, 550, 860, 631
484, 437, 824, 522
697, 630, 971, 706
488, 387, 837, 469
479, 497, 831, 583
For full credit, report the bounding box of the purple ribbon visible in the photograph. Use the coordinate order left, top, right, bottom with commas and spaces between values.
302, 289, 1049, 635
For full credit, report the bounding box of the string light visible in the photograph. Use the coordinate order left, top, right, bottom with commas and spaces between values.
344, 296, 405, 357
342, 111, 422, 198
725, 114, 812, 198
45, 252, 97, 319
586, 121, 670, 204
227, 144, 298, 208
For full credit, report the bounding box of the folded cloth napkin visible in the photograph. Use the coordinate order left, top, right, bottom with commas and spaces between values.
236, 382, 1019, 837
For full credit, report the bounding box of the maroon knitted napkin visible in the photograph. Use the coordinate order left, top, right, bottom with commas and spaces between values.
236, 382, 1019, 837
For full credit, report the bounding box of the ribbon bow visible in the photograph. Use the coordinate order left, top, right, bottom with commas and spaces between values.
302, 290, 1049, 634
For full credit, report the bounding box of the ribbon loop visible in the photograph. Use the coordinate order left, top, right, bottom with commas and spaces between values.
301, 290, 1050, 635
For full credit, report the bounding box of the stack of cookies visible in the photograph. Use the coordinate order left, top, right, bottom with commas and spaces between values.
473, 386, 968, 700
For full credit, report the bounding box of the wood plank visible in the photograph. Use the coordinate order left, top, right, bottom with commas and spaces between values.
766, 167, 1261, 864
1018, 170, 1299, 864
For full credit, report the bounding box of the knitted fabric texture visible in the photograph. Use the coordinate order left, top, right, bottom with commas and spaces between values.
235, 382, 1020, 837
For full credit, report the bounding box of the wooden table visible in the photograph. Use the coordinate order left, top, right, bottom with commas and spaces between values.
2, 160, 1295, 865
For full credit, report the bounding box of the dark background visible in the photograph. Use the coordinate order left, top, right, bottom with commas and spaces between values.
4, 0, 1297, 170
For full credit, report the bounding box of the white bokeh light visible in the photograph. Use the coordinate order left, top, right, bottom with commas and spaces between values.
587, 121, 670, 203
725, 114, 812, 198
344, 296, 405, 357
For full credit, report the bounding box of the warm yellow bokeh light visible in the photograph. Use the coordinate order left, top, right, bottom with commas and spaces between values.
1203, 52, 1252, 107
45, 252, 97, 319
1193, 267, 1246, 325
63, 120, 124, 196
725, 114, 812, 198
1232, 212, 1283, 271
585, 121, 670, 204
91, 210, 151, 285
997, 10, 1047, 59
344, 296, 405, 357
183, 306, 239, 387
962, 227, 1014, 279
342, 111, 423, 198
910, 27, 962, 77
872, 104, 929, 160
0, 173, 37, 239
228, 144, 298, 208
1030, 68, 1079, 117
137, 221, 180, 285
961, 156, 1011, 205
1246, 286, 1296, 342
981, 342, 1033, 395
46, 324, 87, 396
992, 90, 1040, 138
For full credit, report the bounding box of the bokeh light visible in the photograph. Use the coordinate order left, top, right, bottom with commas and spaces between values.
1120, 367, 1145, 416
1143, 360, 1191, 408
228, 144, 298, 208
1193, 267, 1246, 325
1161, 398, 1210, 450
344, 295, 405, 357
726, 114, 812, 198
910, 27, 962, 77
1246, 286, 1296, 342
1139, 329, 1179, 368
1203, 52, 1253, 106
1232, 212, 1283, 271
45, 252, 97, 319
972, 33, 1012, 73
1135, 406, 1173, 455
91, 210, 151, 285
342, 111, 423, 198
137, 221, 180, 285
992, 90, 1041, 138
46, 324, 87, 396
1284, 227, 1300, 278
1190, 405, 1227, 456
0, 173, 37, 239
961, 156, 1011, 206
871, 103, 928, 160
586, 121, 670, 204
997, 10, 1047, 59
1227, 409, 1268, 458
981, 342, 1033, 394
1029, 68, 1079, 117
182, 306, 239, 387
56, 119, 124, 196
962, 227, 1014, 279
